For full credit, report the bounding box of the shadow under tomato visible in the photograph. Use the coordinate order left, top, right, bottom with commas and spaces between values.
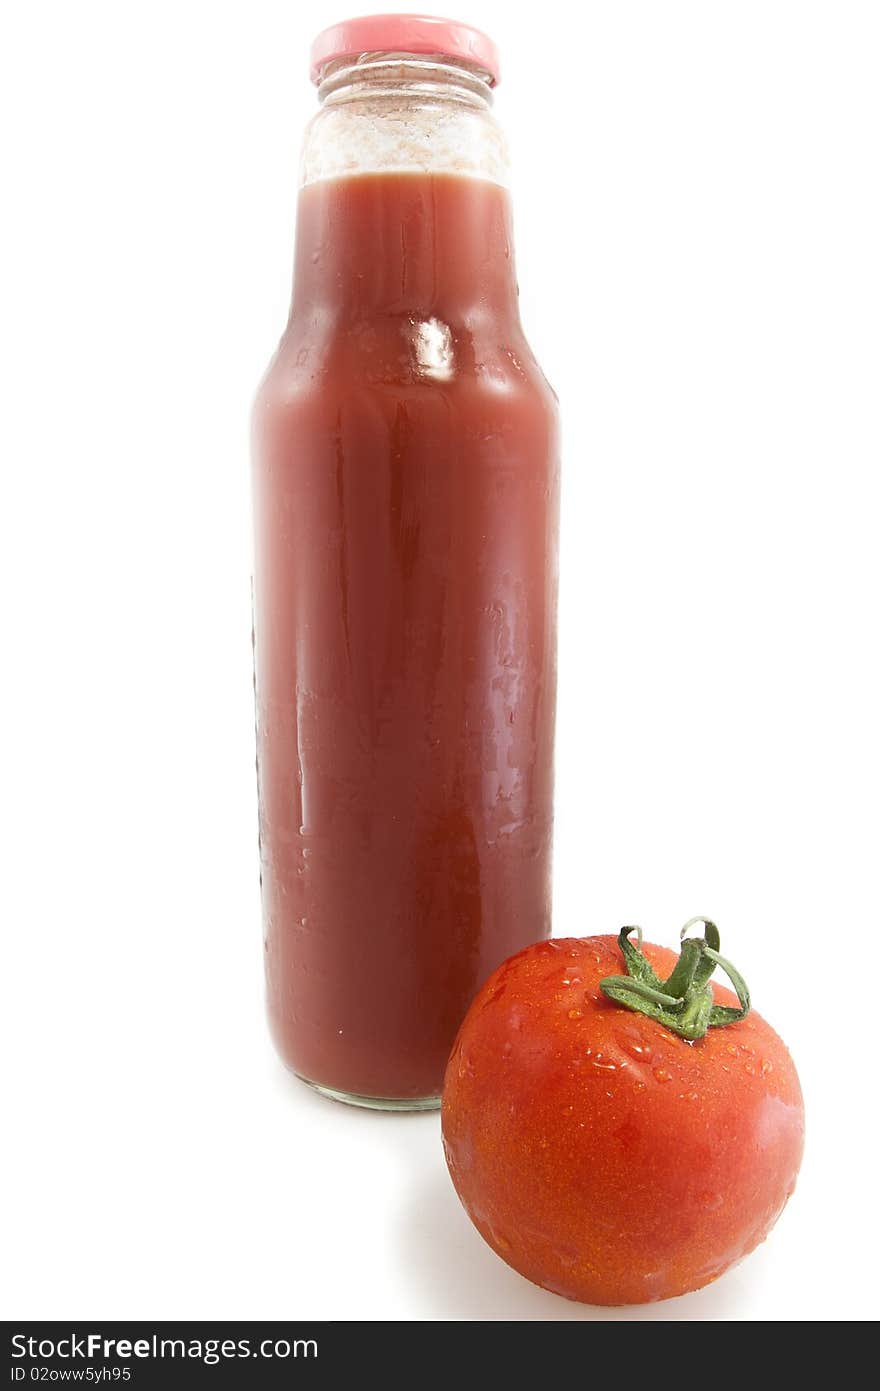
395, 1164, 767, 1321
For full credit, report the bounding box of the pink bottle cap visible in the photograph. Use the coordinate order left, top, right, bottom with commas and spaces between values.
310, 13, 500, 87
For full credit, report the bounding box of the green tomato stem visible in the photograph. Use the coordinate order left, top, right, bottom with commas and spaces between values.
599, 919, 750, 1041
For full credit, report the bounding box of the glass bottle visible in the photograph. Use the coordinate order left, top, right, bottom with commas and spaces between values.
252, 15, 559, 1109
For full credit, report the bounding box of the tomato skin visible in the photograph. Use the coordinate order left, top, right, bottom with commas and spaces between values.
441, 936, 804, 1305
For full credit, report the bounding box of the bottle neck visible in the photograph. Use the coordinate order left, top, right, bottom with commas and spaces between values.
290, 54, 517, 324
290, 172, 518, 324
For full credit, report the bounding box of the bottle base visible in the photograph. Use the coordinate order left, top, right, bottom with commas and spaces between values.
298, 1075, 441, 1112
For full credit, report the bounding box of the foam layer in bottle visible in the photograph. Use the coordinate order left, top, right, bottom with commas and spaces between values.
302, 58, 509, 187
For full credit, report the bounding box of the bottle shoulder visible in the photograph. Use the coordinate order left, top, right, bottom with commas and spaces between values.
255, 315, 557, 421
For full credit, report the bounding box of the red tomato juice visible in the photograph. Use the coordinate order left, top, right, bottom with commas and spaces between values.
252, 171, 559, 1101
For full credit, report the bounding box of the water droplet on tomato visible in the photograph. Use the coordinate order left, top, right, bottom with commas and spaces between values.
761, 1058, 773, 1075
744, 1061, 757, 1076
561, 1104, 574, 1116
590, 1052, 617, 1071
568, 1008, 583, 1020
653, 1068, 672, 1084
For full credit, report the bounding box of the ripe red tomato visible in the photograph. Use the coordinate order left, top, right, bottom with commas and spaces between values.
441, 930, 804, 1305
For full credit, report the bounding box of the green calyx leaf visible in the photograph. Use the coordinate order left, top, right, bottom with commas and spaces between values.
599, 918, 751, 1041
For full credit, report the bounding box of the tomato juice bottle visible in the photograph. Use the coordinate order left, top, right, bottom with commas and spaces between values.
252, 15, 559, 1108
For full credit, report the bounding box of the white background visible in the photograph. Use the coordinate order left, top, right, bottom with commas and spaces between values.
2, 1, 878, 1322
